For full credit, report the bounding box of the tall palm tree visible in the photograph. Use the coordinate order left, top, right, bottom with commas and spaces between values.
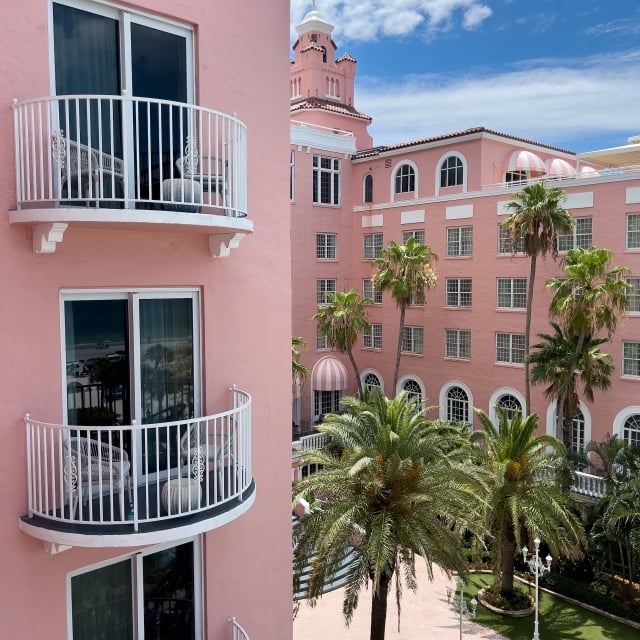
313, 289, 370, 396
502, 182, 574, 411
293, 390, 485, 640
528, 323, 614, 448
472, 407, 585, 598
372, 237, 437, 391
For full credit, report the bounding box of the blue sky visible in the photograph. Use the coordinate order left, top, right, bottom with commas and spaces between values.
290, 1, 640, 153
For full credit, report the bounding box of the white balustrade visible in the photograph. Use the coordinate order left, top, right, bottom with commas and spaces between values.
230, 617, 250, 640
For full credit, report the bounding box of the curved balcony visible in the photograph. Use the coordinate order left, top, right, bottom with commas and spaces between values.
11, 96, 251, 256
19, 388, 254, 550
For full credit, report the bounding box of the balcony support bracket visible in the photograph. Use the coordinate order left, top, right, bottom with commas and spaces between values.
43, 541, 72, 555
33, 222, 68, 254
209, 232, 246, 258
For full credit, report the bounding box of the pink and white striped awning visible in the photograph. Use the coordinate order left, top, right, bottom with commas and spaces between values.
312, 356, 348, 391
546, 158, 577, 178
580, 165, 601, 177
506, 150, 546, 175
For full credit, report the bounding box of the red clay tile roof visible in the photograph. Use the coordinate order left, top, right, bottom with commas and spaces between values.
290, 97, 372, 122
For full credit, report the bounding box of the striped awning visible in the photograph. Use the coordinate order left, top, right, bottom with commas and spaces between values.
580, 165, 601, 177
312, 356, 348, 391
546, 158, 577, 178
507, 150, 546, 175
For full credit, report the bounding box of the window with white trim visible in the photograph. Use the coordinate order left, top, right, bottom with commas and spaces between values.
314, 390, 341, 417
446, 278, 472, 307
497, 394, 522, 420
402, 326, 423, 354
316, 233, 336, 260
505, 171, 527, 185
571, 411, 585, 454
313, 155, 340, 205
626, 277, 640, 312
623, 341, 640, 376
316, 279, 336, 305
363, 324, 382, 349
395, 164, 415, 194
440, 156, 464, 187
497, 278, 527, 309
363, 174, 373, 203
627, 214, 640, 249
363, 279, 382, 304
623, 414, 640, 447
316, 325, 329, 350
496, 332, 525, 364
403, 378, 422, 403
364, 372, 381, 390
498, 225, 525, 254
557, 217, 592, 252
402, 229, 425, 245
445, 329, 471, 359
363, 233, 383, 260
447, 226, 473, 257
447, 386, 469, 423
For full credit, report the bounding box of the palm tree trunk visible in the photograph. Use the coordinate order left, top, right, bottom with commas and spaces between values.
347, 349, 364, 397
370, 571, 392, 640
500, 525, 517, 596
393, 304, 406, 392
524, 255, 537, 414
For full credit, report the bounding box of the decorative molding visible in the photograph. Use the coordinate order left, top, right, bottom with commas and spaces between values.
33, 222, 68, 254
209, 232, 246, 258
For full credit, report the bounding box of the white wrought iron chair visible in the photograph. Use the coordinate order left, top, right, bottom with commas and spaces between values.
175, 137, 227, 208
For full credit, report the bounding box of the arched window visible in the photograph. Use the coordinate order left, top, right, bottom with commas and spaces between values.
440, 156, 464, 187
403, 378, 422, 404
447, 386, 469, 423
363, 174, 373, 203
320, 46, 327, 63
395, 164, 415, 194
497, 394, 522, 420
363, 372, 381, 390
623, 414, 640, 447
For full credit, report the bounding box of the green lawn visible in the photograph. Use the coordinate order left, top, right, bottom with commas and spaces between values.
466, 574, 638, 640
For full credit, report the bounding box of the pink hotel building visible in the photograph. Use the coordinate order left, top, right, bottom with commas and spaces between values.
290, 8, 640, 451
2, 1, 292, 639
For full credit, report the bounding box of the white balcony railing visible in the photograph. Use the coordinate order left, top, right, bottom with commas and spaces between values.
571, 470, 607, 499
24, 388, 252, 532
230, 617, 250, 640
13, 95, 247, 217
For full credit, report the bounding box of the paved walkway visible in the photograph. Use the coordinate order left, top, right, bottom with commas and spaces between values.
294, 562, 509, 640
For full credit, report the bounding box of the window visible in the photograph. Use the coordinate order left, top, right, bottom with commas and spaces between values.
440, 156, 464, 187
290, 150, 295, 201
557, 217, 592, 252
394, 164, 415, 194
446, 278, 472, 307
571, 412, 585, 454
363, 372, 381, 390
316, 279, 336, 305
363, 233, 383, 260
316, 325, 329, 350
446, 226, 473, 257
497, 278, 527, 309
497, 394, 522, 420
402, 326, 423, 354
447, 386, 469, 423
623, 341, 640, 376
623, 414, 640, 447
363, 324, 382, 349
316, 233, 336, 260
505, 170, 527, 185
402, 229, 425, 245
364, 174, 373, 203
403, 378, 422, 404
314, 390, 341, 417
498, 225, 525, 254
496, 332, 525, 364
445, 329, 471, 359
313, 155, 340, 205
626, 277, 640, 312
627, 214, 640, 249
70, 540, 199, 640
363, 279, 382, 304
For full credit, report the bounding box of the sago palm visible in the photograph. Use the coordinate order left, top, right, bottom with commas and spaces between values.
292, 389, 485, 640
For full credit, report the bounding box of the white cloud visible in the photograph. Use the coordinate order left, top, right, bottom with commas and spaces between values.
356, 50, 640, 152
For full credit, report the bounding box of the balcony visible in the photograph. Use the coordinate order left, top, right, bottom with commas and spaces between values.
11, 95, 251, 256
20, 387, 254, 551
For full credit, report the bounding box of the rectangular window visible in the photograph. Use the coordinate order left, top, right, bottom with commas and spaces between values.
402, 229, 425, 245
496, 332, 525, 364
498, 225, 525, 254
363, 324, 382, 349
314, 390, 341, 417
445, 329, 471, 359
447, 226, 473, 256
627, 214, 640, 249
626, 277, 640, 312
497, 278, 527, 309
557, 217, 593, 252
623, 341, 640, 376
446, 278, 472, 307
363, 278, 382, 304
316, 325, 329, 350
402, 326, 424, 354
313, 155, 340, 205
316, 233, 337, 259
316, 279, 336, 305
363, 233, 383, 260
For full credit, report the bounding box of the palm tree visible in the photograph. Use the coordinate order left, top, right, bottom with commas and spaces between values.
293, 390, 485, 640
528, 323, 614, 448
313, 289, 370, 396
502, 182, 574, 411
372, 237, 437, 391
586, 433, 632, 486
292, 336, 310, 386
472, 407, 585, 598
